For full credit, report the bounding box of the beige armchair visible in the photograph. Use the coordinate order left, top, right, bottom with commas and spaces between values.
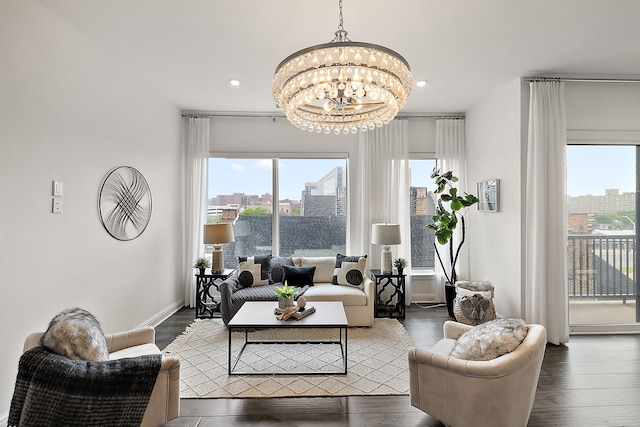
23, 327, 180, 427
408, 321, 547, 427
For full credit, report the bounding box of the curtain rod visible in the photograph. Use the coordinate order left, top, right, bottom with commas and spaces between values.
525, 77, 640, 83
181, 110, 464, 119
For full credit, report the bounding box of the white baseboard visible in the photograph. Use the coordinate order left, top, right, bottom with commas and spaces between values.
410, 293, 437, 303
136, 299, 185, 329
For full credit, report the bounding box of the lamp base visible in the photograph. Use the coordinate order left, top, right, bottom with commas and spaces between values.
212, 244, 224, 274
381, 245, 392, 274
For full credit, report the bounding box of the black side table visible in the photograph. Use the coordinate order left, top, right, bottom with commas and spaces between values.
371, 269, 406, 319
195, 268, 235, 319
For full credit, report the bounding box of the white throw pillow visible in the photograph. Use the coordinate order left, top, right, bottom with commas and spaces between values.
450, 318, 528, 361
238, 258, 269, 287
332, 254, 367, 289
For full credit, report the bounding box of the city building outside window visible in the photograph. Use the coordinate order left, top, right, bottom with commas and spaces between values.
208, 158, 347, 268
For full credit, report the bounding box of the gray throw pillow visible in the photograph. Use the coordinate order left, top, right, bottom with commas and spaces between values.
450, 318, 528, 361
270, 256, 294, 283
41, 307, 109, 361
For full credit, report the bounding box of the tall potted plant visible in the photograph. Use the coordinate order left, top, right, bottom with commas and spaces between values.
427, 169, 479, 317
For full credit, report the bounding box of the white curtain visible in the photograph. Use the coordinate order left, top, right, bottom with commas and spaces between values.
525, 80, 569, 345
183, 117, 210, 307
434, 118, 468, 302
353, 120, 412, 297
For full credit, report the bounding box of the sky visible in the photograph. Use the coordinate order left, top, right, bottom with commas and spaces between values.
208, 147, 635, 200
566, 146, 635, 196
209, 158, 347, 200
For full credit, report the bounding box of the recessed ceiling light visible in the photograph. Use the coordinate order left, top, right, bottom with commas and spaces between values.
229, 79, 240, 87
416, 80, 427, 88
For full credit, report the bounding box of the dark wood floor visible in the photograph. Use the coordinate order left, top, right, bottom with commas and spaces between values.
156, 304, 640, 427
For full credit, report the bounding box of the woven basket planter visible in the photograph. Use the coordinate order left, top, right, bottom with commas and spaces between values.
453, 281, 496, 326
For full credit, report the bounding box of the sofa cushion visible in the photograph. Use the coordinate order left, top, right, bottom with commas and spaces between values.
230, 284, 309, 305
293, 256, 336, 283
109, 343, 160, 360
283, 265, 316, 287
270, 256, 294, 283
238, 255, 272, 288
332, 254, 367, 289
450, 318, 529, 361
303, 283, 367, 306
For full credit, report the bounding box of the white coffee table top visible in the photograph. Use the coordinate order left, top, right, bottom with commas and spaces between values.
228, 301, 348, 328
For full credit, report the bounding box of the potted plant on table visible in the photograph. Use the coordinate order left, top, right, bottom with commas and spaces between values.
274, 281, 298, 310
193, 257, 210, 275
426, 168, 479, 317
393, 258, 408, 275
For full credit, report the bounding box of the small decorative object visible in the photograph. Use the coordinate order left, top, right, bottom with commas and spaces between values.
427, 168, 479, 317
193, 257, 210, 275
393, 258, 407, 275
98, 166, 152, 241
297, 295, 307, 309
274, 281, 298, 310
477, 179, 500, 212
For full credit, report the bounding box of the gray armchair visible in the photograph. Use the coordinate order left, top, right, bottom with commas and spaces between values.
408, 321, 547, 427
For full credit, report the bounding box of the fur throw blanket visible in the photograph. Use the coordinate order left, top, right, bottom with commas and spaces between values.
9, 346, 161, 427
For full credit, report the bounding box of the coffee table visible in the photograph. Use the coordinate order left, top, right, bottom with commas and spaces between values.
227, 301, 348, 375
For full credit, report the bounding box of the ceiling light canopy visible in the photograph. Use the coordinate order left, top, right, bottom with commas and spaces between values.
272, 0, 414, 135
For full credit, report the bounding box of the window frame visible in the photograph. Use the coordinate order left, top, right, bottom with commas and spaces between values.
208, 153, 349, 259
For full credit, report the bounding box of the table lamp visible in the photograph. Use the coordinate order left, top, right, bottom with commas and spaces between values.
371, 223, 401, 274
204, 223, 235, 274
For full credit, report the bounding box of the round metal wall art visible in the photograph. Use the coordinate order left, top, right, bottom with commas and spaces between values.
98, 166, 152, 241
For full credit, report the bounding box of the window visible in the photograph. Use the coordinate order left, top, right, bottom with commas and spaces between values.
566, 145, 638, 326
208, 157, 347, 268
409, 158, 437, 269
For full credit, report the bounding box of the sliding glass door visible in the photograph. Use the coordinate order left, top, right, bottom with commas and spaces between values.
566, 145, 638, 326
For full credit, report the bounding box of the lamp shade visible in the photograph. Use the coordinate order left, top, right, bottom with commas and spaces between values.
371, 223, 401, 245
203, 223, 235, 244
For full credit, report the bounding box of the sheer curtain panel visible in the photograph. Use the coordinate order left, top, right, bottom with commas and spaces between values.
353, 120, 412, 297
525, 80, 569, 345
183, 117, 210, 307
434, 118, 468, 302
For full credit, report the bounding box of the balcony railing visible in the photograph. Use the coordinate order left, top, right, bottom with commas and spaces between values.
568, 234, 636, 302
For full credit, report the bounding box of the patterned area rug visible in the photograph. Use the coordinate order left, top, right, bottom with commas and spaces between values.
162, 318, 413, 398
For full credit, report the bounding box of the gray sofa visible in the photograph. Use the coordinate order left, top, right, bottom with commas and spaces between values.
219, 255, 374, 327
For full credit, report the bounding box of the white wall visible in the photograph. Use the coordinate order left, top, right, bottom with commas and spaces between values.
565, 81, 640, 133
0, 1, 183, 420
465, 79, 524, 317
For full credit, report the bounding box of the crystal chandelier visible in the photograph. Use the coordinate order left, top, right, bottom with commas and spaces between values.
272, 0, 414, 135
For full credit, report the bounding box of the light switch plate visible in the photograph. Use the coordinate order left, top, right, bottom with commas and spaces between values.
53, 181, 63, 197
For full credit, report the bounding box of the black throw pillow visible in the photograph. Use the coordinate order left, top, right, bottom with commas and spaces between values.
282, 265, 316, 287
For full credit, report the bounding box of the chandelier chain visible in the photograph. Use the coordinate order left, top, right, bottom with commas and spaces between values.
333, 0, 350, 42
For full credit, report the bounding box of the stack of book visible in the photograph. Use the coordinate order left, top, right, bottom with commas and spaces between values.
274, 305, 316, 320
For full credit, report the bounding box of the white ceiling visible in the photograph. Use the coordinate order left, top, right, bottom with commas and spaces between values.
36, 0, 640, 115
